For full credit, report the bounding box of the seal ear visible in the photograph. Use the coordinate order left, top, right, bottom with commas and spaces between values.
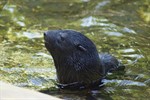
77, 44, 87, 51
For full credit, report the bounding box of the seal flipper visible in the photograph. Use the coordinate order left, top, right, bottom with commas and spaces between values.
99, 53, 125, 75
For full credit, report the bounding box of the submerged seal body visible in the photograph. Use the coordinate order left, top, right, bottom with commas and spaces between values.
44, 30, 123, 89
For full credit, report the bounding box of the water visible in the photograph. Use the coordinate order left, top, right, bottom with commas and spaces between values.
0, 0, 150, 99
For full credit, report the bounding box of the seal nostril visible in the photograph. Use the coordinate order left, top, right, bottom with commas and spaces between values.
44, 32, 47, 37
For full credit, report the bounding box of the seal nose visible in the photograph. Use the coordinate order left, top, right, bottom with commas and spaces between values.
44, 32, 47, 37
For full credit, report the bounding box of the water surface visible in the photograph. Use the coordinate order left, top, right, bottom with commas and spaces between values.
0, 0, 150, 99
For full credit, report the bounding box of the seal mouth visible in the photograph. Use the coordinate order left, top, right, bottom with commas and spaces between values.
44, 40, 49, 45
44, 39, 49, 44
44, 38, 49, 46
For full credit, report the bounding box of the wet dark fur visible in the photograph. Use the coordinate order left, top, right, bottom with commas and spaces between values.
44, 30, 123, 86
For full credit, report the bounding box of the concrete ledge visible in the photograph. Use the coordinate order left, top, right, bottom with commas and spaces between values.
0, 81, 61, 100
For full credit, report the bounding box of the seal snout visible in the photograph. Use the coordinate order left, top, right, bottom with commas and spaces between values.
44, 32, 49, 44
44, 32, 47, 38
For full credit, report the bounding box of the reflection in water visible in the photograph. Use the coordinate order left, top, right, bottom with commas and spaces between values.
3, 4, 16, 13
104, 31, 123, 36
95, 0, 110, 10
122, 27, 136, 34
120, 48, 135, 53
81, 16, 116, 27
0, 0, 150, 100
23, 32, 42, 39
102, 79, 146, 87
